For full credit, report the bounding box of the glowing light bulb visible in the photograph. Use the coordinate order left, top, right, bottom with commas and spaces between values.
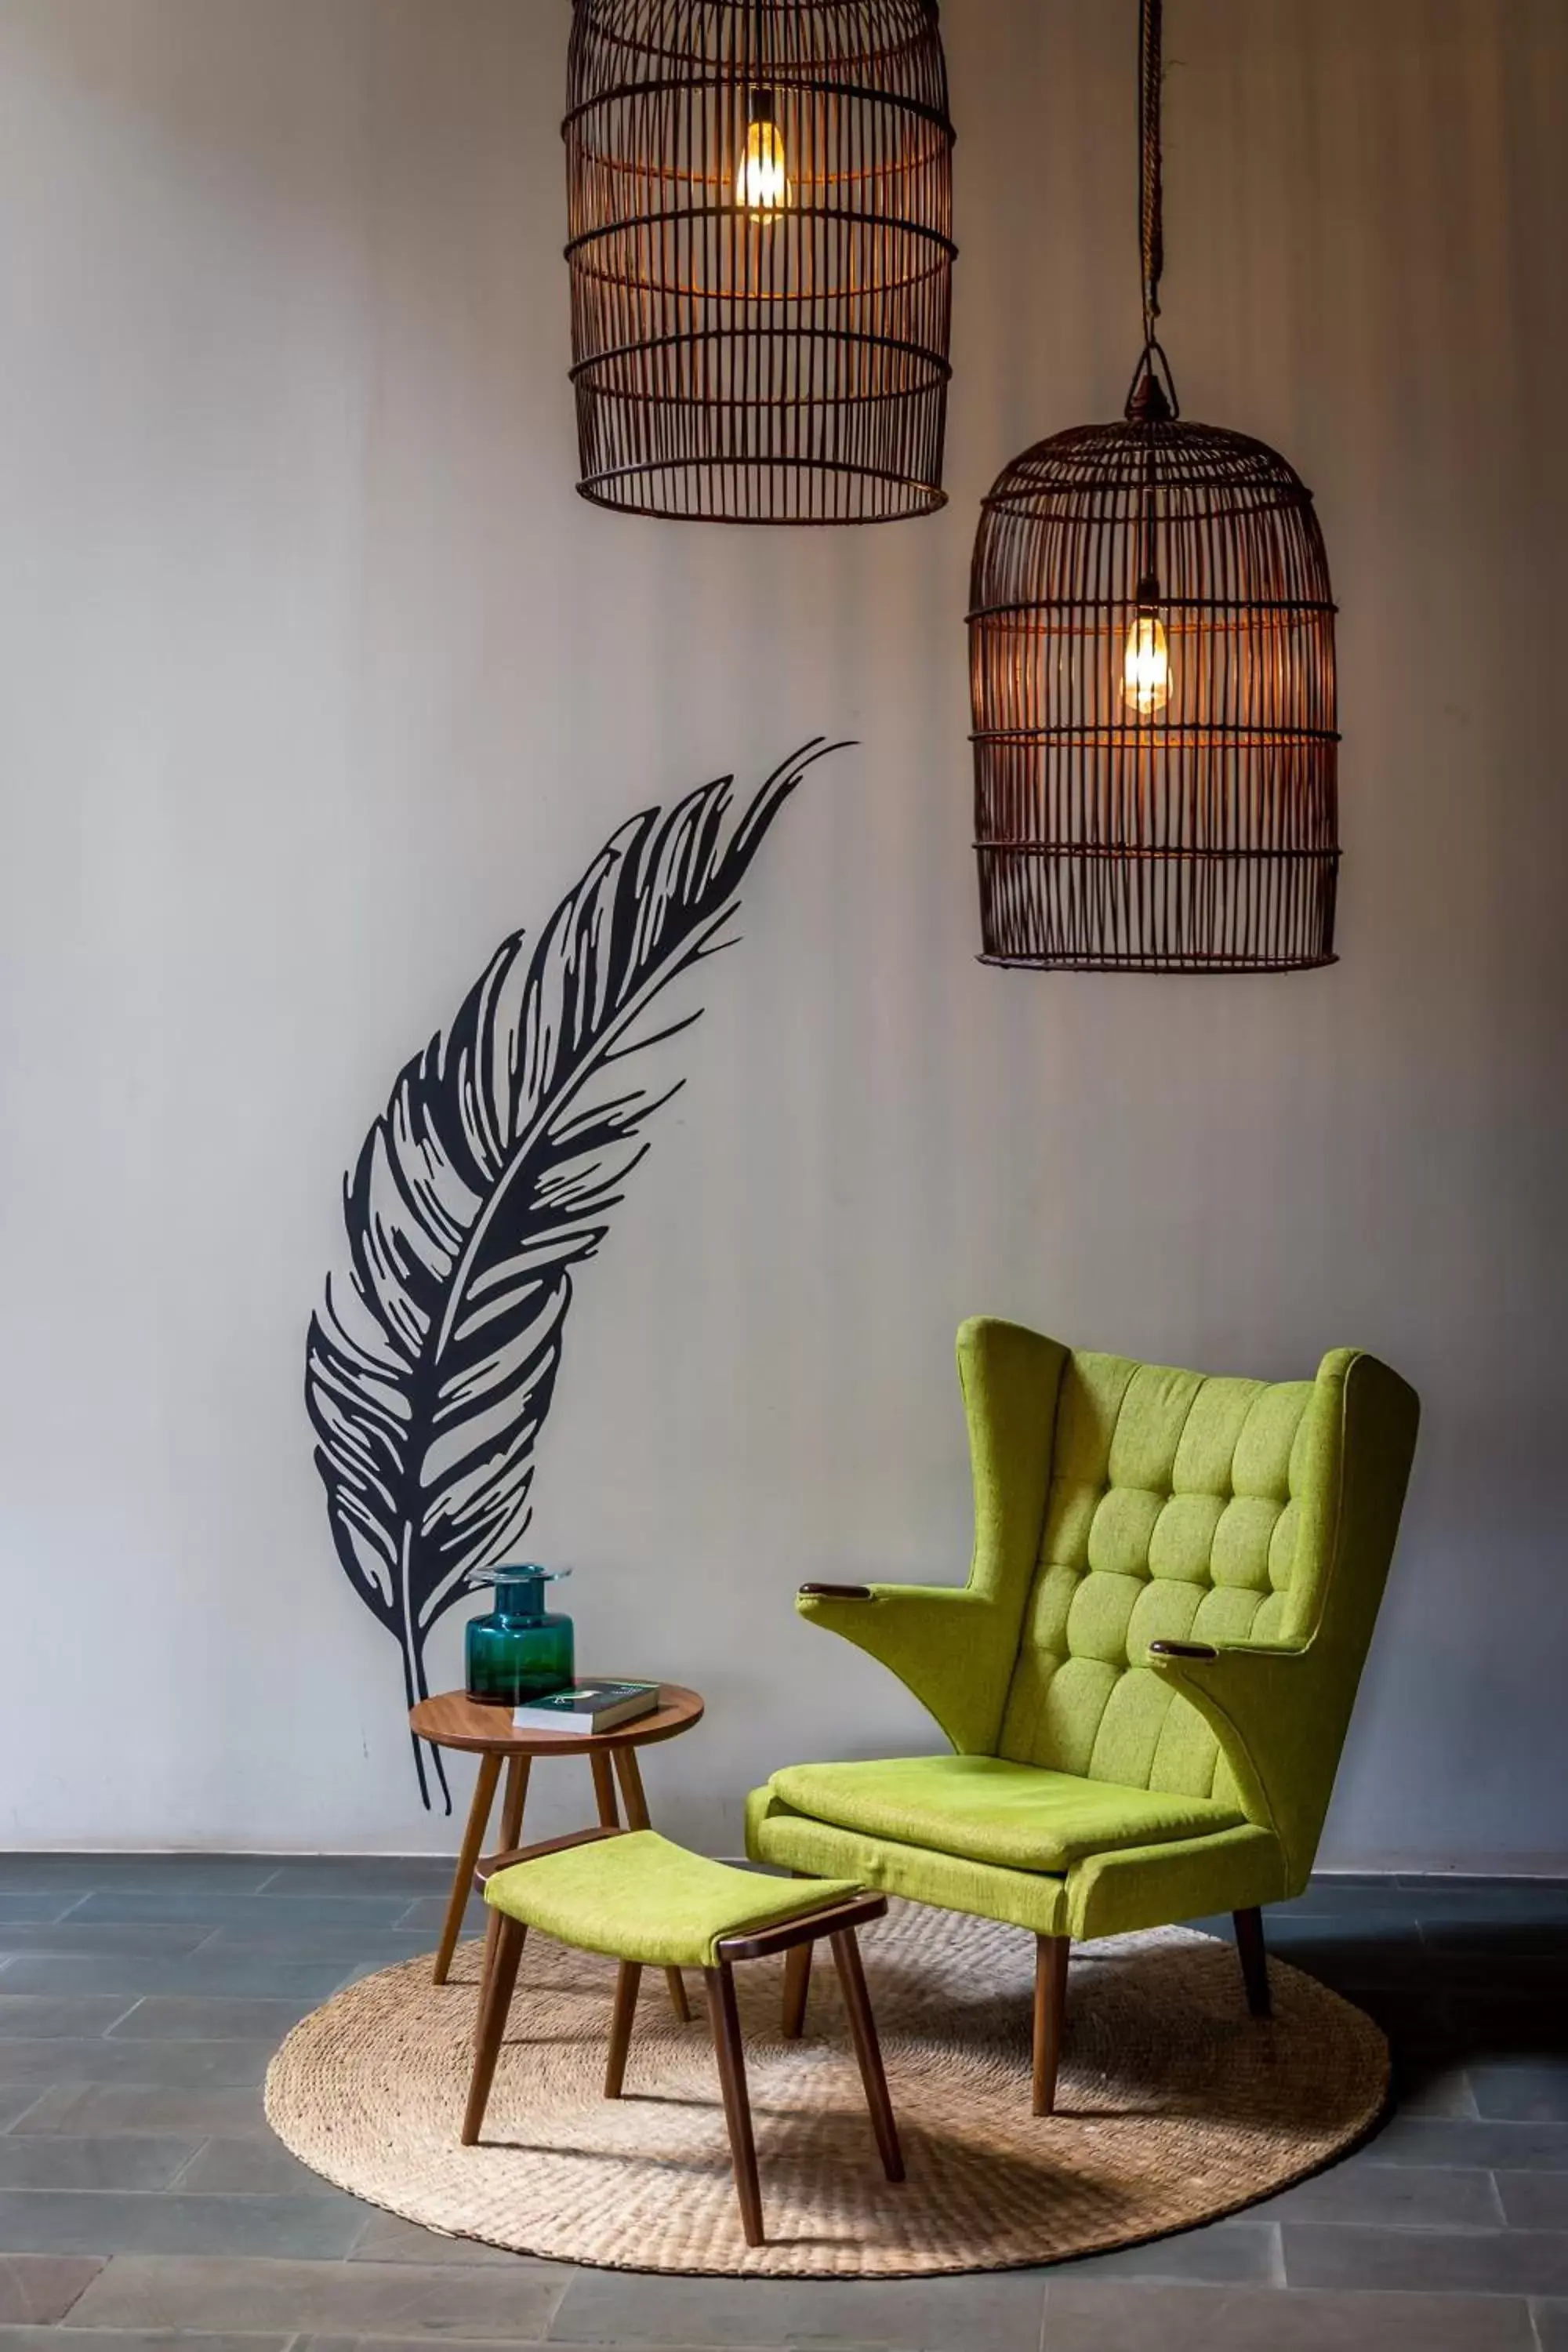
1122, 579, 1171, 715
735, 91, 787, 220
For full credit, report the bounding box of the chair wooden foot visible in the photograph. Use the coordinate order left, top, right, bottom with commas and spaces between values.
611, 1746, 691, 2026
435, 1752, 501, 1986
462, 1914, 526, 2144
605, 1960, 641, 2098
782, 1939, 811, 2038
1234, 1906, 1272, 2017
704, 1962, 764, 2246
1033, 1934, 1070, 2116
829, 1927, 903, 2181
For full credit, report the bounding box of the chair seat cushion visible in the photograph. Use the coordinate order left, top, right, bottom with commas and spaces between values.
484, 1830, 861, 1969
766, 1755, 1247, 1873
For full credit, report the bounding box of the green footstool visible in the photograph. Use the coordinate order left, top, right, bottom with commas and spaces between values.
462, 1826, 904, 2245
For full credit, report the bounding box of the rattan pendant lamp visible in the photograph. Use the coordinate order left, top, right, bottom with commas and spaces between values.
564, 1, 956, 523
967, 0, 1339, 971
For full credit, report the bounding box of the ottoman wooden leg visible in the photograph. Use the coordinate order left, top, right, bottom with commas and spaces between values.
612, 1748, 691, 2027
605, 1960, 641, 2099
782, 1940, 811, 2038
463, 1914, 526, 2145
703, 1961, 764, 2247
435, 1752, 500, 1986
829, 1926, 903, 2182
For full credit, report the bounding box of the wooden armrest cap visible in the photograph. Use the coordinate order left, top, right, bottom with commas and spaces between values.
1148, 1638, 1220, 1661
474, 1826, 622, 1884
798, 1582, 873, 1600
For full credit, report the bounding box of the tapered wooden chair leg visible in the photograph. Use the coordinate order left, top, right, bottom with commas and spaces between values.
1033, 1934, 1070, 2117
829, 1928, 903, 2181
605, 1961, 641, 2099
462, 1915, 526, 2145
1234, 1906, 1272, 2017
703, 1962, 764, 2246
782, 1940, 812, 2038
435, 1752, 501, 1986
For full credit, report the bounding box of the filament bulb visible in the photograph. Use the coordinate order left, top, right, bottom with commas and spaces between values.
736, 91, 787, 220
1122, 584, 1171, 716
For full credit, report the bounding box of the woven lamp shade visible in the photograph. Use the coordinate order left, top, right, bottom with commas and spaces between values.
564, 1, 956, 524
968, 407, 1340, 972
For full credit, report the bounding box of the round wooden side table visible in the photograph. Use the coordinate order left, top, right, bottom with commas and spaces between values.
408, 1683, 705, 2022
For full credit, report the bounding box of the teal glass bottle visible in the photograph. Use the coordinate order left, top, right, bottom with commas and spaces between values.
464, 1566, 574, 1707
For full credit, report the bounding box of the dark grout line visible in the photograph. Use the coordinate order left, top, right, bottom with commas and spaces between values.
52, 2256, 103, 2329
1392, 1875, 1568, 1889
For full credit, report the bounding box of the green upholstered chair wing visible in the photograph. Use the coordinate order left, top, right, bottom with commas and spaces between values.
746, 1318, 1419, 2113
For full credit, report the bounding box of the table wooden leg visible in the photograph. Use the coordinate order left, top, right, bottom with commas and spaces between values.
704, 1961, 764, 2246
434, 1751, 501, 1986
590, 1750, 620, 1828
477, 1757, 532, 2011
612, 1746, 691, 2025
498, 1754, 531, 1848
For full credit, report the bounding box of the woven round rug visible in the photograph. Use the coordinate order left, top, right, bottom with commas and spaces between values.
265, 1904, 1387, 2277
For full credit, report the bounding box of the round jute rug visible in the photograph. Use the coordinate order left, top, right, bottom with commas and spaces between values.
264, 1905, 1387, 2278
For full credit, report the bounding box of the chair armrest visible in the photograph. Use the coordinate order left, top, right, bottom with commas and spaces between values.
790, 1318, 1067, 1757
794, 1581, 1009, 1755
1146, 1637, 1318, 1876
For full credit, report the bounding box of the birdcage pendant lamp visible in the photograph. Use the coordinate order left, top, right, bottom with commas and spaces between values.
967, 0, 1339, 972
564, 0, 956, 524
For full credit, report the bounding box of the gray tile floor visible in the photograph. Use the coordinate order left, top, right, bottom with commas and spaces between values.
0, 1855, 1563, 2347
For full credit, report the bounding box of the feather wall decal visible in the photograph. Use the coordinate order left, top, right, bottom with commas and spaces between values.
307, 741, 844, 1807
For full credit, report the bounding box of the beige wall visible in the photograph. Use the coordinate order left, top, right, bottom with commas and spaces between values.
0, 0, 1563, 1862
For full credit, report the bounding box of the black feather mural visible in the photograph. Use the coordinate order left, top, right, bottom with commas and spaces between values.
307, 742, 842, 1807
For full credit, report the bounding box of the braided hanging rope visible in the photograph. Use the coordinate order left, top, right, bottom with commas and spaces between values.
1139, 0, 1163, 345
1126, 0, 1178, 418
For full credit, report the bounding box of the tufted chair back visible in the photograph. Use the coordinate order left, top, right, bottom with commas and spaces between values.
996, 1352, 1338, 1806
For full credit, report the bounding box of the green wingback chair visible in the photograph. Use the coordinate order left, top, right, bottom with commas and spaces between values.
746, 1318, 1419, 2114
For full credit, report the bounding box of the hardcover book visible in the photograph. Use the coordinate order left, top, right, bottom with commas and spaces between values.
510, 1680, 659, 1736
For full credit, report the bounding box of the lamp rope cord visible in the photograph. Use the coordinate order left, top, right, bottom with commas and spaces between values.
1126, 0, 1178, 419
1139, 0, 1163, 347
